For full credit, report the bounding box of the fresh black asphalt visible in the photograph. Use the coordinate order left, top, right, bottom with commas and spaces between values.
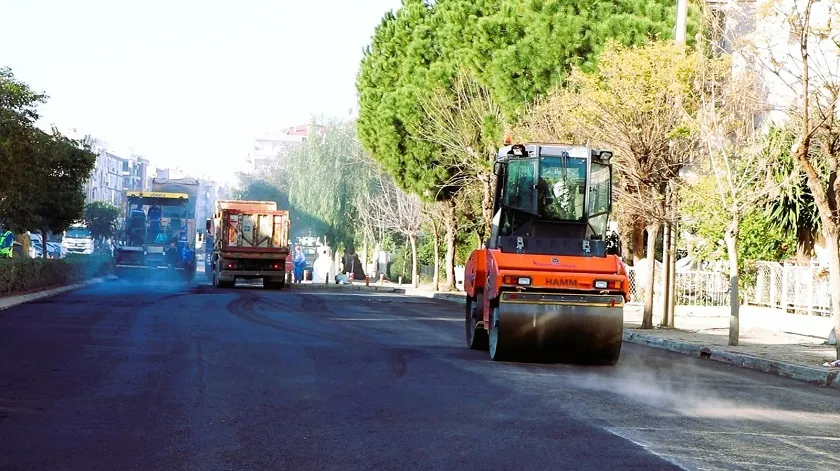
1, 278, 839, 470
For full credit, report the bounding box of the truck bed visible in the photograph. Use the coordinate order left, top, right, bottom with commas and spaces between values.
216, 208, 290, 254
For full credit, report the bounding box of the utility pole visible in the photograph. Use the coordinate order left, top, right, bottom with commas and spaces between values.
660, 0, 689, 327
675, 0, 688, 45
668, 210, 678, 328
661, 219, 672, 327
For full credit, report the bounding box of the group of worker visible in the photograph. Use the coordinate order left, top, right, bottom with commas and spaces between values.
127, 203, 186, 247
0, 224, 36, 258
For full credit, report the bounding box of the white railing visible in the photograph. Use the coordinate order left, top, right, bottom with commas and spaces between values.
418, 258, 833, 315
752, 261, 832, 316
626, 266, 730, 307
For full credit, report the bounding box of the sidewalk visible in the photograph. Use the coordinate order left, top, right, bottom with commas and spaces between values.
285, 280, 404, 293
623, 304, 837, 368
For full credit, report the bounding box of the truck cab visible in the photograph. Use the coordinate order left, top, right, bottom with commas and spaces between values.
61, 224, 94, 255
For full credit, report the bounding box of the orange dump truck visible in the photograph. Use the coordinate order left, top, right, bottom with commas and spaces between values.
464, 142, 629, 365
206, 200, 291, 289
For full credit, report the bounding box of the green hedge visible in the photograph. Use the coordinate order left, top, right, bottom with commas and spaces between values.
0, 254, 114, 296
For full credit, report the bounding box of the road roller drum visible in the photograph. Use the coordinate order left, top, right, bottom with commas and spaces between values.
488, 292, 624, 364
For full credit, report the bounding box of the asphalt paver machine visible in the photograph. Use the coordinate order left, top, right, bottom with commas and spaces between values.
113, 178, 200, 282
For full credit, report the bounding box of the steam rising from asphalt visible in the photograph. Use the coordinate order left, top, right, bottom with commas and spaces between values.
553, 362, 840, 426
110, 272, 201, 290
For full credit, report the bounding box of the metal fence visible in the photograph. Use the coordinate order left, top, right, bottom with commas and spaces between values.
626, 265, 730, 307
420, 258, 832, 315
752, 261, 832, 316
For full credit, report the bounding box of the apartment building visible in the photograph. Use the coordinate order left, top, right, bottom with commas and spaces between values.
245, 124, 309, 172
709, 0, 839, 123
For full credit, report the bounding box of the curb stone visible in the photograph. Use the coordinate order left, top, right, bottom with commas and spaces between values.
0, 274, 116, 311
623, 330, 840, 388
407, 290, 840, 387
285, 283, 405, 294
407, 291, 466, 304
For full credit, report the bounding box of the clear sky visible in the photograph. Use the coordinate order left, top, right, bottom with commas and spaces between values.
0, 0, 401, 184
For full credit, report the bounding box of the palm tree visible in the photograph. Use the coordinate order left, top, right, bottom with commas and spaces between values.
763, 125, 821, 264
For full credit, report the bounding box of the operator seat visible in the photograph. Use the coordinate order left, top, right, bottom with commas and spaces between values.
128, 210, 146, 246
169, 217, 182, 243
148, 205, 162, 239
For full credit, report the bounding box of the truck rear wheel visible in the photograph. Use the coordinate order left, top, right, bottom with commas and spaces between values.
214, 259, 234, 288
465, 292, 488, 351
183, 264, 196, 284
264, 279, 284, 290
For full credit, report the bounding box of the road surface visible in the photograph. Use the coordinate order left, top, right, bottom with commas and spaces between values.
1, 279, 839, 470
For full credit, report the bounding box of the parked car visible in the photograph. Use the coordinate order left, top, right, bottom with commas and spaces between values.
29, 232, 65, 259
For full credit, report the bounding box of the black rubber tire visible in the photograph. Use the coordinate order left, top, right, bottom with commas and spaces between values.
598, 343, 622, 366
218, 280, 235, 289
264, 280, 284, 290
183, 264, 196, 284
465, 294, 489, 351
488, 304, 506, 362
214, 259, 234, 288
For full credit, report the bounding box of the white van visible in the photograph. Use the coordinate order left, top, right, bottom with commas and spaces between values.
61, 225, 94, 255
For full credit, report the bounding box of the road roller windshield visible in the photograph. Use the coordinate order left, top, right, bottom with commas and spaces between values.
536, 155, 587, 221
493, 144, 614, 246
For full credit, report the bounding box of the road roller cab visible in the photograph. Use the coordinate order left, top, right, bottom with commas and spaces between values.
464, 141, 629, 364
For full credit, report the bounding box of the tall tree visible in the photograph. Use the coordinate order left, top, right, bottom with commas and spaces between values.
430, 0, 698, 120
32, 130, 96, 255
763, 125, 822, 263
0, 69, 94, 244
413, 69, 506, 245
356, 1, 454, 198
235, 171, 290, 208
84, 201, 121, 241
363, 172, 423, 287
520, 40, 700, 329
753, 0, 840, 358
357, 0, 690, 290
284, 117, 379, 251
0, 67, 46, 231
421, 201, 446, 291
691, 50, 789, 345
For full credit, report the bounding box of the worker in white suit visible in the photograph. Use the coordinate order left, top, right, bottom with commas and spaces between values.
312, 245, 335, 285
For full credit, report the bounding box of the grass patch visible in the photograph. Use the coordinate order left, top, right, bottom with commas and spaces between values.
0, 254, 113, 296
